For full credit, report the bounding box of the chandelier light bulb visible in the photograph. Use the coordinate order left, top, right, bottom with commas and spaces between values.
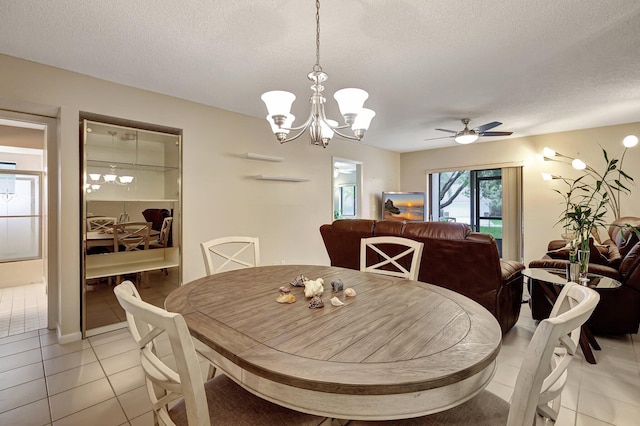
118, 176, 134, 184
334, 88, 369, 124
623, 134, 638, 148
261, 91, 296, 119
320, 119, 338, 140
88, 173, 101, 181
541, 172, 553, 181
103, 173, 117, 183
572, 158, 586, 170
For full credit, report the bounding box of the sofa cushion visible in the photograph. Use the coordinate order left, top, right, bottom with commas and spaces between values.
402, 221, 471, 240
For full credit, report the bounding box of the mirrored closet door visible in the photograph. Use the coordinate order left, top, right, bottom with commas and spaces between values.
81, 118, 181, 337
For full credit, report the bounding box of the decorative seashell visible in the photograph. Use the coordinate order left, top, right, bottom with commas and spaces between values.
344, 288, 356, 297
275, 293, 296, 304
304, 278, 324, 298
308, 295, 324, 309
278, 286, 291, 293
330, 296, 344, 307
290, 274, 308, 287
331, 278, 344, 293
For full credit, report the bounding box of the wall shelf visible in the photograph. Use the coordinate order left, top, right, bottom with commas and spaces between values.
254, 175, 309, 182
245, 152, 285, 162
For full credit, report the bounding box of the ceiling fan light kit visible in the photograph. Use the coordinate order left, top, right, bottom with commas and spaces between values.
427, 118, 513, 145
261, 0, 375, 148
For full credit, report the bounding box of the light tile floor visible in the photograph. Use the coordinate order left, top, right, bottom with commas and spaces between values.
0, 288, 639, 425
0, 283, 48, 338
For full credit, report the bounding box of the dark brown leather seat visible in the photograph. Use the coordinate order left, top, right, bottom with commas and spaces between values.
320, 219, 525, 334
528, 217, 640, 334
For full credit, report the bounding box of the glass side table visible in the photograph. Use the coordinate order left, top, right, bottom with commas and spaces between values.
522, 268, 620, 364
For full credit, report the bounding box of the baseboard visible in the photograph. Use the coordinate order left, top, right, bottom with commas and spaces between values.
57, 329, 82, 344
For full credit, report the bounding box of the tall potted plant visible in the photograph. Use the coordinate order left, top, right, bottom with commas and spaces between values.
553, 147, 634, 281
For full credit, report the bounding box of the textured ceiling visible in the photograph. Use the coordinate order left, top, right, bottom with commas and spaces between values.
1, 0, 640, 152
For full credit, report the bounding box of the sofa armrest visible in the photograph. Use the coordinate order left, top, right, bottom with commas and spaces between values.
528, 258, 620, 280
501, 259, 525, 282
547, 240, 567, 251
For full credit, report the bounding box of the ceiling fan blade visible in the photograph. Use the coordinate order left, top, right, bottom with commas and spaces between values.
480, 131, 513, 137
424, 135, 455, 141
474, 121, 502, 133
435, 128, 457, 134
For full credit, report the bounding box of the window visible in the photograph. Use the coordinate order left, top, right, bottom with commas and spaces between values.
339, 185, 356, 217
0, 162, 42, 262
428, 166, 523, 260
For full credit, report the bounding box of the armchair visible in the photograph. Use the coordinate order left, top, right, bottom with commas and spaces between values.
528, 217, 640, 334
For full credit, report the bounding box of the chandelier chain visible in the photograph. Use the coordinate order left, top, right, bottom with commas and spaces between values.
313, 0, 322, 72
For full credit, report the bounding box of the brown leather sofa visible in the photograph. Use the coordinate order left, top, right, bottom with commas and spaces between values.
528, 217, 640, 335
320, 219, 525, 334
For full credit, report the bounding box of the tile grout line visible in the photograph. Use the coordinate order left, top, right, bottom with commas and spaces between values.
38, 332, 54, 425
92, 337, 135, 422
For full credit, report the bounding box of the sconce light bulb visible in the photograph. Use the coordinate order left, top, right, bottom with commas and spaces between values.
542, 147, 556, 158
623, 134, 638, 148
572, 158, 586, 170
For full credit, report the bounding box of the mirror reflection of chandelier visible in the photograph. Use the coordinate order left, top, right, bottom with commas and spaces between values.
261, 0, 375, 148
86, 131, 134, 192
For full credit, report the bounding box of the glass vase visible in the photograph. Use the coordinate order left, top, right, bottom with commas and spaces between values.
577, 249, 590, 284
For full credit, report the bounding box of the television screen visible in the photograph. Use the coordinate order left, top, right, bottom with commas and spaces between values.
382, 192, 425, 222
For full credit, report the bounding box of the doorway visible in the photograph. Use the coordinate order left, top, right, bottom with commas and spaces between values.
0, 115, 49, 337
332, 158, 362, 220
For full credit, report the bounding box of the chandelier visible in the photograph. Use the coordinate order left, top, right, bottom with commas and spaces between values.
261, 0, 375, 148
86, 131, 134, 192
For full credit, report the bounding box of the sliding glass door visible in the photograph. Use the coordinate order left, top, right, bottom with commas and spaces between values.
429, 168, 512, 257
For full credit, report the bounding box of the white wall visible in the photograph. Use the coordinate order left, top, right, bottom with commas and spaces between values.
401, 122, 640, 265
0, 53, 400, 341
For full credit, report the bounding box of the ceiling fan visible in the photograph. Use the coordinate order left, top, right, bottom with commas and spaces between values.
425, 118, 513, 144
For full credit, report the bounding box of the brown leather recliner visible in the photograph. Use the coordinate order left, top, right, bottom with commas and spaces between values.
528, 217, 640, 335
320, 219, 525, 334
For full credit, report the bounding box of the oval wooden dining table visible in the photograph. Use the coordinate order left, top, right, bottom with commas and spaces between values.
164, 265, 502, 421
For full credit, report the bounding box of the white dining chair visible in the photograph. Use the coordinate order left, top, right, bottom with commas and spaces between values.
349, 281, 599, 425
200, 236, 260, 276
150, 216, 173, 249
360, 236, 424, 280
113, 281, 327, 426
113, 222, 152, 252
86, 216, 116, 231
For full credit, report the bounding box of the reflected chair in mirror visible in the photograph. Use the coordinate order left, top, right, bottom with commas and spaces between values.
113, 281, 326, 426
150, 217, 174, 275
112, 222, 152, 286
360, 236, 424, 280
86, 217, 118, 255
113, 222, 152, 252
117, 212, 130, 224
150, 217, 173, 249
200, 236, 260, 276
87, 216, 117, 231
350, 282, 599, 426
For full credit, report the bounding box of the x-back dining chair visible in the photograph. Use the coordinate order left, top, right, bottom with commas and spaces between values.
113, 281, 327, 426
350, 281, 599, 426
200, 236, 260, 276
87, 216, 117, 231
150, 217, 173, 249
360, 236, 424, 280
113, 222, 152, 252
